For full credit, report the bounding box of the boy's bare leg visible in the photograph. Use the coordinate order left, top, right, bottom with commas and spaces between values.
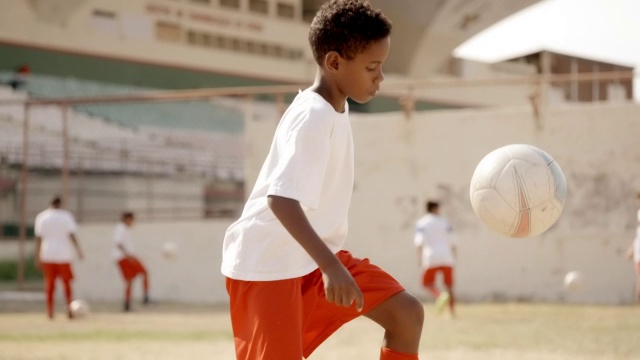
424, 285, 440, 299
365, 291, 423, 354
444, 285, 456, 316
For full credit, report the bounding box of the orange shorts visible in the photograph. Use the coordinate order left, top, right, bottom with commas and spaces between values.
117, 256, 147, 281
41, 262, 74, 282
226, 250, 405, 360
422, 266, 453, 288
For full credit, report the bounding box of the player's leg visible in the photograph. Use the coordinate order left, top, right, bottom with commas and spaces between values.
59, 263, 75, 319
226, 277, 304, 360
130, 257, 150, 304
421, 268, 439, 298
42, 263, 56, 319
62, 280, 73, 318
118, 259, 134, 311
142, 271, 150, 304
442, 266, 455, 316
426, 267, 449, 314
365, 291, 423, 358
124, 279, 132, 311
299, 251, 422, 359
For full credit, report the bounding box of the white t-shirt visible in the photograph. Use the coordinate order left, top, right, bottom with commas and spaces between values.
34, 208, 78, 263
221, 89, 353, 281
113, 222, 134, 261
414, 214, 457, 269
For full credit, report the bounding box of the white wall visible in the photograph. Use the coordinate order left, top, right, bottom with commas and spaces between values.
244, 101, 640, 305
0, 220, 231, 303
0, 173, 206, 223
72, 220, 231, 304
7, 102, 640, 305
344, 102, 640, 304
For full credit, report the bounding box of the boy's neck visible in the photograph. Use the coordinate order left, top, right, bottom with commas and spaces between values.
309, 72, 348, 113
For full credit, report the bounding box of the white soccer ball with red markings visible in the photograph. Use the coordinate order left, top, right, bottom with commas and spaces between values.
70, 299, 90, 318
469, 144, 567, 238
563, 271, 583, 292
162, 241, 178, 260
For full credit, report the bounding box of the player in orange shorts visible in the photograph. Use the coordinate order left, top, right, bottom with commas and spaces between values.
34, 196, 84, 319
221, 2, 424, 359
113, 212, 150, 312
414, 201, 457, 316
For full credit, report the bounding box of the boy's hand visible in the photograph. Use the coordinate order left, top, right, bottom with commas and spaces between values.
266, 195, 364, 311
321, 261, 364, 312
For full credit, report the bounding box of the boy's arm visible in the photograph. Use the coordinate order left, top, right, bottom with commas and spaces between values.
114, 227, 131, 259
34, 236, 42, 270
70, 234, 84, 260
117, 244, 131, 258
268, 195, 364, 311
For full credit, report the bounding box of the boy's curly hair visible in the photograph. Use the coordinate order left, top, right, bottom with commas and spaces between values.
309, 0, 392, 65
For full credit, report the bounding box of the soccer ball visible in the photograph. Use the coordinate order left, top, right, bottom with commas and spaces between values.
469, 144, 567, 238
69, 299, 90, 318
563, 271, 583, 292
162, 241, 177, 260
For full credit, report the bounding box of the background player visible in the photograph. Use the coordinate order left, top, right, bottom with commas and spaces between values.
113, 212, 151, 312
221, 1, 424, 359
414, 200, 458, 316
34, 196, 83, 319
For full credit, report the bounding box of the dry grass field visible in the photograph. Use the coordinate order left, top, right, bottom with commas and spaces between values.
1, 298, 639, 360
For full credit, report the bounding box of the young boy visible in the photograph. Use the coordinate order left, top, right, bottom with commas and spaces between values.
113, 212, 150, 312
34, 196, 83, 319
414, 201, 458, 316
221, 1, 424, 359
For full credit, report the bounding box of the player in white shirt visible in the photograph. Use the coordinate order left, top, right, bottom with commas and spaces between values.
113, 212, 150, 312
414, 201, 457, 316
221, 2, 424, 358
34, 196, 83, 319
626, 193, 640, 303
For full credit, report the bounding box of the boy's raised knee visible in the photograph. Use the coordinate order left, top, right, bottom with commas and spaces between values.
402, 293, 424, 329
373, 291, 424, 335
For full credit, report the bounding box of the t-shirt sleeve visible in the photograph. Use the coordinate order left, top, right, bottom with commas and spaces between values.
267, 111, 331, 210
67, 213, 78, 234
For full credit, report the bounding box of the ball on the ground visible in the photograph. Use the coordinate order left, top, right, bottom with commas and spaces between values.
563, 271, 583, 292
469, 144, 567, 238
69, 299, 90, 318
162, 241, 177, 260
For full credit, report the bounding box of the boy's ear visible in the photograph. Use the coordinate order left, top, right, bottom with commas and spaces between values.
324, 51, 341, 72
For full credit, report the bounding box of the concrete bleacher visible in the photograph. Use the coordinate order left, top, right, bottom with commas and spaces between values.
1, 72, 245, 134
0, 74, 248, 180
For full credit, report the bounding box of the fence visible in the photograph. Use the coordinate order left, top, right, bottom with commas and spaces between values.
0, 69, 636, 288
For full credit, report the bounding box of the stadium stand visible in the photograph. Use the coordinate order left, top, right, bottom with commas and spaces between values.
0, 72, 248, 180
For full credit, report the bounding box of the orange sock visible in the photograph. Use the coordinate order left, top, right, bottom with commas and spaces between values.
380, 347, 419, 360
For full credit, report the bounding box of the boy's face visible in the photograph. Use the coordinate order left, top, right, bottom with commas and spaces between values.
336, 37, 390, 104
